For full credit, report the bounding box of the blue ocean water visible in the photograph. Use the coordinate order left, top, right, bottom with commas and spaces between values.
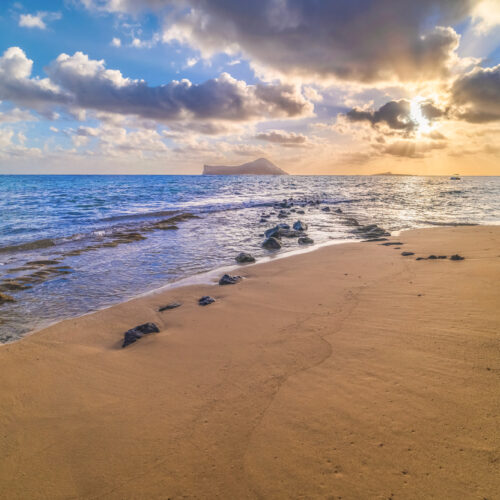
1, 174, 499, 342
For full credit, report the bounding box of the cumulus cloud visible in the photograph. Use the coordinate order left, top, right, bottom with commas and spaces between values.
0, 47, 68, 109
0, 47, 312, 125
19, 11, 61, 30
0, 107, 37, 124
346, 99, 445, 132
255, 130, 307, 146
156, 0, 473, 83
451, 64, 500, 122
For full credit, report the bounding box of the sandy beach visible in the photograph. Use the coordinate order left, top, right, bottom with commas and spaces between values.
0, 225, 499, 499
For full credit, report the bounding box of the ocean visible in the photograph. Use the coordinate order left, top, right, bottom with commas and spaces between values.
1, 174, 499, 342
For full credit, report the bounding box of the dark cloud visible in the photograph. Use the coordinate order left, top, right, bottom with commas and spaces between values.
451, 64, 500, 122
0, 47, 69, 109
0, 48, 312, 124
382, 140, 447, 158
158, 0, 474, 83
346, 99, 445, 132
255, 130, 307, 145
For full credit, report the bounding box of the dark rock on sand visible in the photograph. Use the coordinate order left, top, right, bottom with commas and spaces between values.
428, 255, 438, 259
401, 251, 415, 256
416, 257, 425, 261
438, 255, 447, 259
235, 252, 256, 264
199, 296, 215, 306
159, 302, 182, 312
381, 242, 404, 246
219, 274, 242, 285
122, 322, 160, 348
262, 237, 282, 250
298, 236, 314, 245
0, 292, 15, 304
450, 254, 465, 261
363, 237, 389, 242
293, 220, 308, 231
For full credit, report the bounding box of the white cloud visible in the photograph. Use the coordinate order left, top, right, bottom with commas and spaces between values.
19, 11, 61, 30
111, 37, 122, 47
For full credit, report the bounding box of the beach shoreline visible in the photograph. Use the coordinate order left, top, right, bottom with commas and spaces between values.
0, 225, 499, 498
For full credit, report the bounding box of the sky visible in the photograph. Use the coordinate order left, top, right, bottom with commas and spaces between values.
0, 0, 499, 175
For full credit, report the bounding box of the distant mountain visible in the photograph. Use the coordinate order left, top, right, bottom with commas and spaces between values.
372, 172, 411, 176
202, 158, 288, 175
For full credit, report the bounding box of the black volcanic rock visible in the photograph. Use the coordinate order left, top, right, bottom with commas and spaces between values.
235, 252, 256, 263
298, 236, 314, 245
158, 302, 182, 312
219, 274, 242, 285
262, 237, 281, 250
122, 322, 160, 348
293, 220, 308, 231
199, 296, 216, 306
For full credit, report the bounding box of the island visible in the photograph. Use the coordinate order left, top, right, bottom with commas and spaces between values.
202, 158, 288, 175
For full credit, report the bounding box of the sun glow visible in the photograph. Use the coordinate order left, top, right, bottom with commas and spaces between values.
410, 96, 433, 136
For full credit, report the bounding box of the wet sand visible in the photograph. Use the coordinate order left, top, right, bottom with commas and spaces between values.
0, 226, 499, 499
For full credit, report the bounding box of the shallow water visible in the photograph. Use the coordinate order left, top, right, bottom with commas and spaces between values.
0, 174, 499, 342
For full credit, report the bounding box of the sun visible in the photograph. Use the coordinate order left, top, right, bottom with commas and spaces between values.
409, 96, 433, 136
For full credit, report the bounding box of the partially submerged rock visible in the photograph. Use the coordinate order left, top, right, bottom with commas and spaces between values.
219, 274, 242, 285
235, 252, 256, 264
262, 237, 281, 250
356, 224, 390, 238
293, 220, 308, 231
0, 292, 15, 304
158, 302, 182, 312
199, 296, 215, 306
122, 322, 160, 348
321, 206, 331, 212
298, 236, 314, 245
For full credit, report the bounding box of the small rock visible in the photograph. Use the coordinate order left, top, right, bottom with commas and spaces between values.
298, 236, 314, 245
416, 257, 425, 261
0, 292, 15, 304
335, 208, 343, 214
450, 254, 465, 261
122, 322, 160, 348
235, 252, 256, 264
296, 209, 305, 214
381, 242, 404, 246
262, 237, 282, 250
158, 302, 182, 312
363, 237, 388, 242
438, 255, 447, 259
342, 217, 360, 226
199, 296, 215, 306
428, 255, 438, 259
401, 251, 415, 256
259, 218, 267, 223
321, 206, 331, 212
293, 220, 308, 231
219, 274, 242, 285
